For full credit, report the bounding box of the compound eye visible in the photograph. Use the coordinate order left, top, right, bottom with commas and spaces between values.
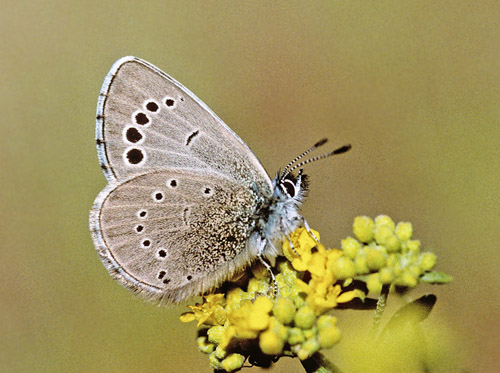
281, 179, 296, 198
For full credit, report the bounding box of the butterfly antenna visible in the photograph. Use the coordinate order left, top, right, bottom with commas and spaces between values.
280, 138, 328, 179
284, 144, 351, 177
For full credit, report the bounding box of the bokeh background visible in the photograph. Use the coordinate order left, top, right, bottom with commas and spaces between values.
2, 1, 499, 372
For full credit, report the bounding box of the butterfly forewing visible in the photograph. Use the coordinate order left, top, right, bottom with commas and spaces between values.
90, 169, 261, 303
97, 57, 272, 197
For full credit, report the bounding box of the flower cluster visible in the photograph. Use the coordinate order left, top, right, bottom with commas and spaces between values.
342, 215, 438, 293
180, 215, 447, 372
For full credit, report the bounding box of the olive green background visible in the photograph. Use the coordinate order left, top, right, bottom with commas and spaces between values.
2, 1, 499, 372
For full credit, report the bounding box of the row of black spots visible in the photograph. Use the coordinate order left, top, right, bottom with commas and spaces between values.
157, 271, 192, 283
124, 147, 146, 165
130, 96, 184, 136
133, 99, 160, 126
133, 97, 179, 127
164, 95, 185, 108
152, 182, 212, 201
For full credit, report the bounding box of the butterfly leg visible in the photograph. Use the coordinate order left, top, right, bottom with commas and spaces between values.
285, 234, 299, 256
257, 240, 278, 298
302, 217, 321, 244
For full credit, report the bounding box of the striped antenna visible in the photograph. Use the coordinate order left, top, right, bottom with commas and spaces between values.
279, 138, 328, 179
283, 144, 351, 179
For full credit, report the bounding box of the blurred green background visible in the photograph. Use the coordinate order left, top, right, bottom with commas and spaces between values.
2, 1, 499, 372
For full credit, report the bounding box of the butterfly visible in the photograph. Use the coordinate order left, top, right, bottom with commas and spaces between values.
89, 56, 350, 304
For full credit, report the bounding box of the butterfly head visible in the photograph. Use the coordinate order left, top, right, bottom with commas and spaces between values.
274, 169, 309, 202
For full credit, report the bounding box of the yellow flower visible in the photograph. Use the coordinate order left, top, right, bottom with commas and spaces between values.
183, 217, 449, 371
283, 228, 320, 271
181, 293, 226, 327
227, 296, 273, 339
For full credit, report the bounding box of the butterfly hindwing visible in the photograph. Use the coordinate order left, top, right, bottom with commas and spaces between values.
90, 169, 261, 303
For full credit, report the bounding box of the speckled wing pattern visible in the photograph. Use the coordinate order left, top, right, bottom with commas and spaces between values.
91, 170, 260, 303
90, 57, 273, 303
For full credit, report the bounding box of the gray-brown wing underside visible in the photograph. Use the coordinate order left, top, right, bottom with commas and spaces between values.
90, 169, 260, 303
96, 56, 272, 196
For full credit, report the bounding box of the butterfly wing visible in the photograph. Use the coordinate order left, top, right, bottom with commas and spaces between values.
96, 56, 272, 195
90, 169, 261, 303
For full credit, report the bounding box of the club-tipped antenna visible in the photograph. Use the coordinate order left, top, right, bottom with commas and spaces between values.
279, 138, 328, 179
283, 144, 351, 178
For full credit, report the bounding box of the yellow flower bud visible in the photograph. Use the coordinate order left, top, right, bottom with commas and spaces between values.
396, 270, 418, 287
225, 288, 251, 312
367, 273, 383, 294
209, 352, 222, 369
354, 254, 370, 274
318, 327, 341, 348
409, 264, 422, 278
420, 252, 437, 271
294, 305, 316, 329
341, 236, 361, 258
375, 215, 395, 230
353, 216, 375, 243
293, 293, 306, 309
366, 247, 387, 271
196, 336, 214, 354
331, 256, 356, 279
214, 345, 226, 360
259, 329, 285, 355
298, 337, 320, 360
254, 296, 273, 312
288, 327, 305, 345
379, 267, 394, 284
316, 314, 337, 330
207, 325, 226, 344
273, 297, 296, 325
220, 353, 246, 372
389, 255, 402, 276
374, 225, 394, 246
269, 317, 288, 340
303, 326, 318, 340
385, 234, 401, 253
247, 278, 269, 294
406, 239, 421, 253
395, 221, 413, 241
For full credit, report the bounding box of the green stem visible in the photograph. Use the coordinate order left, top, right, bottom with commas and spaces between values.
300, 352, 343, 373
370, 283, 390, 338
